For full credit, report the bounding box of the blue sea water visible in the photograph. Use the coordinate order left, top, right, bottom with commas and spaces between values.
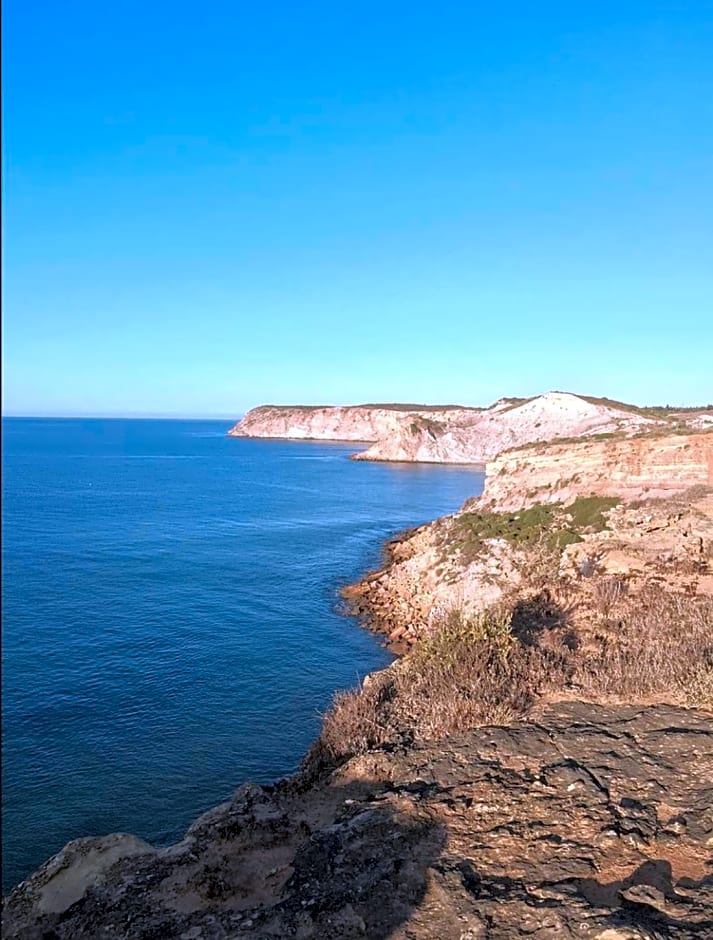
1, 417, 484, 892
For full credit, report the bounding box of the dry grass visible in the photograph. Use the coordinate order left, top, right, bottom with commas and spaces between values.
396, 611, 567, 739
575, 585, 713, 707
317, 554, 713, 766
591, 577, 628, 619
319, 671, 397, 758
319, 605, 569, 762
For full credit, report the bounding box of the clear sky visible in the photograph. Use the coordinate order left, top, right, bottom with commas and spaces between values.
2, 1, 712, 417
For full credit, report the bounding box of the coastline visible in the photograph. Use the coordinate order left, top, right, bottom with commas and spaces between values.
2, 430, 484, 894
228, 393, 713, 466
4, 423, 713, 937
339, 525, 429, 653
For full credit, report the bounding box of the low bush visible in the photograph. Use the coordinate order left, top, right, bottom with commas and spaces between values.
442, 497, 618, 567
566, 496, 619, 531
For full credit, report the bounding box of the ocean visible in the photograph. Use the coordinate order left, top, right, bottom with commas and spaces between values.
1, 417, 484, 891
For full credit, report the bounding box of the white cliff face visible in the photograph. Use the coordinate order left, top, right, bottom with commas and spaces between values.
228, 393, 672, 464
355, 392, 658, 463
227, 404, 481, 445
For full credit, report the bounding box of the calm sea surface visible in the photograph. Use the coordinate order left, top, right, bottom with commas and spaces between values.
1, 417, 484, 891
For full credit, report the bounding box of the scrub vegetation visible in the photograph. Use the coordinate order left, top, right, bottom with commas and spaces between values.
315, 541, 713, 768
440, 496, 619, 565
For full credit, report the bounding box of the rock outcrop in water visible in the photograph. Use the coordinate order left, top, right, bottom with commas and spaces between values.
4, 703, 712, 939
228, 393, 712, 465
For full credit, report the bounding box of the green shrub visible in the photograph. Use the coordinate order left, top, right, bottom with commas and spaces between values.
442, 496, 618, 565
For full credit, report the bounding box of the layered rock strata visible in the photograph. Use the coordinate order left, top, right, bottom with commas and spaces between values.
478, 430, 713, 512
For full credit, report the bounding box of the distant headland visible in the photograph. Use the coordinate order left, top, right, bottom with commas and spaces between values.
228, 390, 713, 464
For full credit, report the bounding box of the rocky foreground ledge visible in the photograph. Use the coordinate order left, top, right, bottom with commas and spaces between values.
4, 702, 712, 939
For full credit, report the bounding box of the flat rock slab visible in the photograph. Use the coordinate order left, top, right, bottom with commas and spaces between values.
4, 702, 712, 938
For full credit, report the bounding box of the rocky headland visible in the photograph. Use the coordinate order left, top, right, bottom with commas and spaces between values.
5, 408, 713, 939
228, 404, 483, 447
228, 392, 713, 465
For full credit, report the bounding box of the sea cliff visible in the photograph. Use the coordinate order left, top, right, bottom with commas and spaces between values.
227, 404, 481, 445
229, 392, 711, 464
344, 428, 713, 642
478, 428, 713, 512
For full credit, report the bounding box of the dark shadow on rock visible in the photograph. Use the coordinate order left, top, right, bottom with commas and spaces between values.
576, 859, 713, 936
510, 589, 579, 651
272, 800, 446, 938
455, 857, 713, 939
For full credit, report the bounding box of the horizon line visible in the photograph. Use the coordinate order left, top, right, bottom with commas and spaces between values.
2, 413, 242, 421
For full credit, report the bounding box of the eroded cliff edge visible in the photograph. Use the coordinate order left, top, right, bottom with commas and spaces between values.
344, 429, 713, 643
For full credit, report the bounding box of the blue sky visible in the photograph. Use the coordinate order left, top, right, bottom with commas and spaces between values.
3, 1, 712, 416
